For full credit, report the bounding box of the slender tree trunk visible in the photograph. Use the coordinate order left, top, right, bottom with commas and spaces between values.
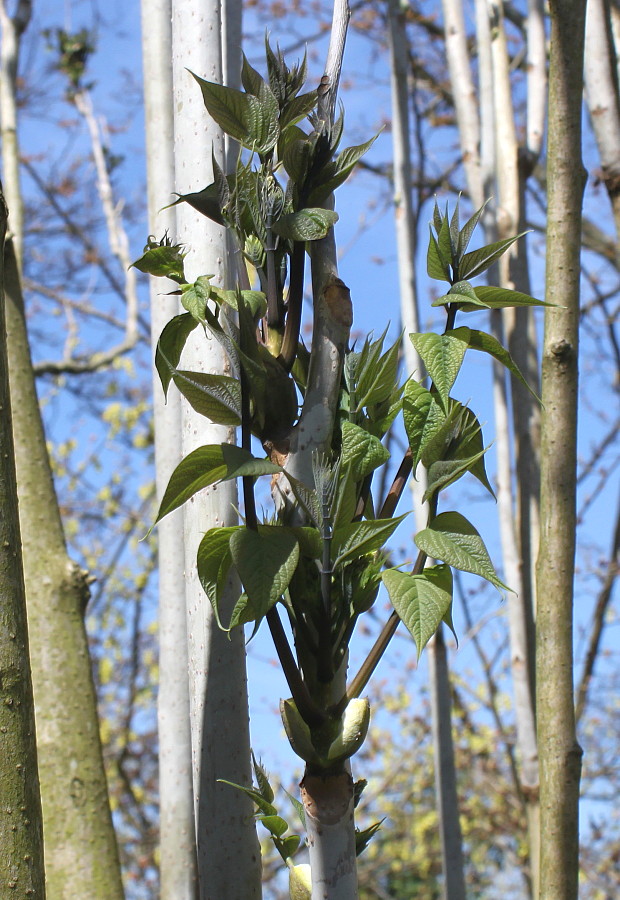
536, 0, 586, 896
0, 0, 31, 270
0, 186, 46, 899
170, 2, 261, 897
427, 627, 466, 900
5, 238, 125, 897
389, 4, 466, 896
584, 0, 620, 254
141, 2, 198, 897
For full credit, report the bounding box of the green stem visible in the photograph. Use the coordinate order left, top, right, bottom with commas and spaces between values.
278, 241, 305, 372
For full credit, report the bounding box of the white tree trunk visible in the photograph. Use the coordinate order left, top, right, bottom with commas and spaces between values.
0, 0, 31, 269
170, 2, 261, 897
141, 2, 198, 897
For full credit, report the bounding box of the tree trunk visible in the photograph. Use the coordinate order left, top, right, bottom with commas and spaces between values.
0, 0, 31, 270
141, 1, 198, 897
4, 237, 125, 899
170, 1, 262, 897
388, 3, 466, 896
536, 0, 587, 895
0, 185, 46, 900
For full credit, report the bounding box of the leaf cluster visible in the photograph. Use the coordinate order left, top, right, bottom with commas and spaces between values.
137, 45, 547, 774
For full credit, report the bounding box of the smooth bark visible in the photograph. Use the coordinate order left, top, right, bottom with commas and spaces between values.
141, 1, 198, 896
170, 1, 261, 896
0, 186, 46, 899
0, 0, 31, 269
5, 236, 124, 897
536, 0, 587, 895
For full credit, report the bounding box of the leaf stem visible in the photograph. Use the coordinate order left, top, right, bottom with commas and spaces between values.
278, 241, 305, 372
334, 548, 427, 715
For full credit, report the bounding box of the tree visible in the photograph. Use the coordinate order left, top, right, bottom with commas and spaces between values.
138, 10, 552, 895
0, 184, 46, 899
537, 0, 587, 896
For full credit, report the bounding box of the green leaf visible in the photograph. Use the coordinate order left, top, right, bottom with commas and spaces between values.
277, 834, 301, 861
155, 313, 199, 396
459, 232, 527, 280
197, 526, 238, 629
355, 334, 401, 409
466, 328, 539, 400
181, 275, 213, 322
308, 133, 379, 202
470, 285, 553, 311
285, 789, 306, 829
423, 449, 489, 503
427, 228, 451, 282
170, 369, 242, 425
402, 381, 439, 471
356, 821, 383, 857
191, 71, 280, 153
272, 207, 338, 241
168, 183, 226, 225
156, 445, 231, 522
211, 288, 267, 319
333, 516, 406, 568
230, 527, 300, 620
156, 444, 276, 522
218, 780, 277, 817
415, 512, 509, 593
341, 421, 390, 481
450, 407, 495, 498
409, 329, 469, 408
132, 243, 186, 283
431, 280, 491, 309
457, 199, 490, 257
279, 89, 317, 130
258, 815, 289, 838
219, 443, 283, 480
241, 53, 266, 97
382, 565, 453, 657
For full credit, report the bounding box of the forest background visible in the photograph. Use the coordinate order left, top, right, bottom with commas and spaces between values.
2, 0, 618, 897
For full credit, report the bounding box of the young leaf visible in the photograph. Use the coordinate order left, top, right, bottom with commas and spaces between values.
196, 526, 239, 629
170, 369, 242, 425
431, 280, 491, 309
308, 133, 380, 203
466, 328, 540, 400
402, 381, 440, 471
230, 527, 300, 620
279, 89, 318, 130
332, 515, 407, 568
156, 445, 233, 522
457, 198, 490, 256
355, 334, 401, 409
181, 276, 213, 322
132, 242, 186, 283
423, 449, 489, 503
470, 285, 554, 310
341, 421, 390, 481
257, 814, 289, 838
458, 232, 528, 280
191, 71, 280, 154
382, 565, 453, 657
217, 779, 277, 817
155, 313, 199, 396
409, 329, 469, 409
168, 183, 226, 225
156, 445, 276, 522
271, 207, 338, 241
415, 512, 509, 593
427, 227, 451, 282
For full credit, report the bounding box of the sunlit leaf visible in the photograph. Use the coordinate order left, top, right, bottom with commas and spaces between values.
415, 512, 509, 593
382, 564, 453, 657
